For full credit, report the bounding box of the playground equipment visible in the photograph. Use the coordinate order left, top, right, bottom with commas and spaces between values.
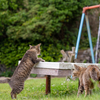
75, 4, 100, 63
19, 4, 100, 95
95, 16, 100, 63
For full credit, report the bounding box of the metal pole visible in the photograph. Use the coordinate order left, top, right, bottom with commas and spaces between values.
95, 16, 100, 63
75, 13, 85, 59
83, 4, 100, 13
85, 15, 95, 63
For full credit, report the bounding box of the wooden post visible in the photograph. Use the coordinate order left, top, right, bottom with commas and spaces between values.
46, 75, 51, 95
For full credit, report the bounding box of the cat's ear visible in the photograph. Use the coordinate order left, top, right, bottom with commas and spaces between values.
29, 45, 32, 49
74, 64, 81, 71
37, 43, 41, 46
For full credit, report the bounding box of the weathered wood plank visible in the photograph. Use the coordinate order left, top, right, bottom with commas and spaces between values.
58, 69, 71, 76
33, 62, 100, 69
19, 61, 100, 69
31, 68, 59, 76
18, 61, 100, 76
31, 68, 72, 76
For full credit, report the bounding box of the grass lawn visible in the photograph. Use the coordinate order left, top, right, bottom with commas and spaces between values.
0, 77, 100, 100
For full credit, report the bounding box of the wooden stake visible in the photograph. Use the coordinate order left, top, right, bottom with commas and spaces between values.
46, 75, 51, 95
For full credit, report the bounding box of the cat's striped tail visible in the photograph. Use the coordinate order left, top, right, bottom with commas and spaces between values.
0, 79, 10, 83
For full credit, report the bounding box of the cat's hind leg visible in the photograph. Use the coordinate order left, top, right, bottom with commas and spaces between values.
84, 83, 89, 97
77, 85, 84, 97
10, 84, 24, 99
11, 89, 17, 99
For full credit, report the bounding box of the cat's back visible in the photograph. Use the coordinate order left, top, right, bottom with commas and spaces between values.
79, 67, 86, 78
85, 65, 99, 74
11, 50, 35, 80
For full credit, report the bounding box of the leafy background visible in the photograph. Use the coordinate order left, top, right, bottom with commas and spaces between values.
0, 0, 100, 76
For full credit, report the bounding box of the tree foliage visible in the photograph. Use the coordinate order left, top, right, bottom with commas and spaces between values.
0, 0, 100, 70
1, 0, 83, 43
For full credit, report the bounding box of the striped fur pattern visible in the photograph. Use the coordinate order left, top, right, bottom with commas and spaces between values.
72, 64, 100, 97
0, 43, 45, 99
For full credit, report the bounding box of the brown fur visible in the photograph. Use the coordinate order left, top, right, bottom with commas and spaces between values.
0, 43, 45, 99
72, 64, 100, 97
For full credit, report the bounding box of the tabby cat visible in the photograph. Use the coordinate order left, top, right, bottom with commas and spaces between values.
0, 43, 45, 99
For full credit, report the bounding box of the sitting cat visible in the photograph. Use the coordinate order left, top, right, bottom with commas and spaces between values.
0, 43, 45, 99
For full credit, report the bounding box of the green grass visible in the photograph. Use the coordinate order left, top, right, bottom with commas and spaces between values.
0, 77, 100, 100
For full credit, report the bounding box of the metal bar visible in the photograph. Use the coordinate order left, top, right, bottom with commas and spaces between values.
75, 13, 85, 59
95, 16, 100, 63
83, 4, 100, 13
85, 15, 95, 63
46, 75, 51, 95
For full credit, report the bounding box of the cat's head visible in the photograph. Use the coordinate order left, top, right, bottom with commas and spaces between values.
72, 64, 82, 80
29, 43, 41, 55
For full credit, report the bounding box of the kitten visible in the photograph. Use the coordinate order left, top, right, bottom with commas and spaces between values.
72, 64, 100, 97
0, 43, 45, 99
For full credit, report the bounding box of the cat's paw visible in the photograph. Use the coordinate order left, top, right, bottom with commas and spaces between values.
39, 58, 45, 62
42, 59, 45, 62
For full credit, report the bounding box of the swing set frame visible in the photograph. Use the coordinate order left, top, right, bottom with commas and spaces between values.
75, 4, 100, 63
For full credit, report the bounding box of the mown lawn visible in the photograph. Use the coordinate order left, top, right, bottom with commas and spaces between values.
0, 77, 100, 100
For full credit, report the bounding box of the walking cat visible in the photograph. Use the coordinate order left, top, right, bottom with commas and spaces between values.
72, 64, 100, 97
0, 43, 45, 99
